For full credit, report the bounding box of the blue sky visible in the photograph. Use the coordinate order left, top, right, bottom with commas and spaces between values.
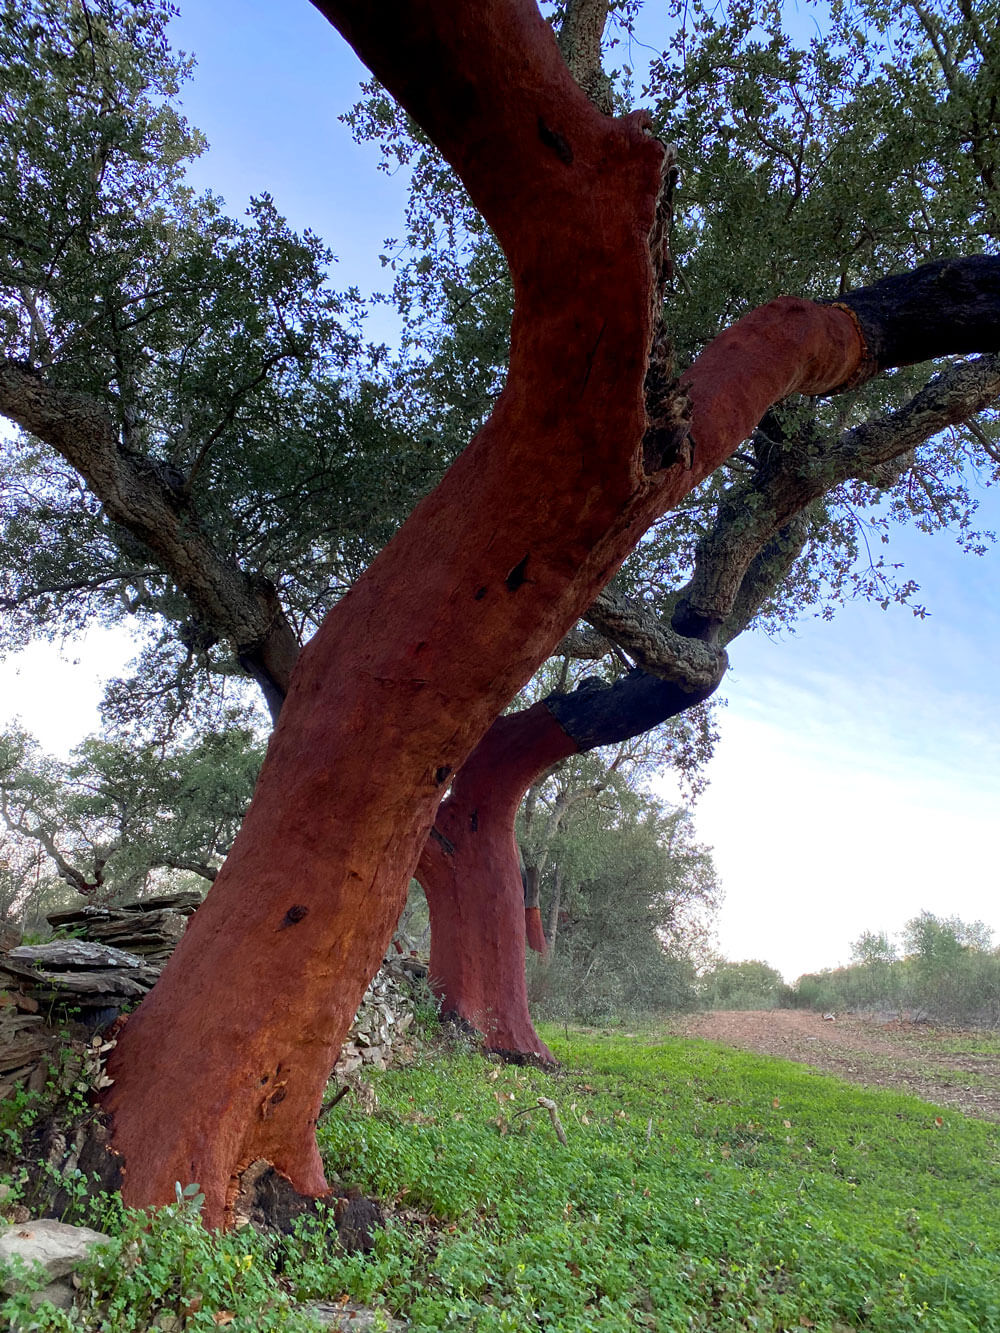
2, 0, 997, 980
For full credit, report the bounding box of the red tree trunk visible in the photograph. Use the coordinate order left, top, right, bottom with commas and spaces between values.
416, 703, 579, 1060
102, 0, 667, 1225
416, 636, 728, 1056
101, 0, 864, 1226
524, 902, 548, 954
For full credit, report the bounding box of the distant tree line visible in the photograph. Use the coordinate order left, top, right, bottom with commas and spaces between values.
789, 915, 1000, 1027
697, 915, 1000, 1027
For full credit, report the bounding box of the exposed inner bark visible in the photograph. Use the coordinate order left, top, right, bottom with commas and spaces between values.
92, 1, 999, 1228
522, 865, 547, 955
416, 703, 575, 1061
417, 653, 726, 1055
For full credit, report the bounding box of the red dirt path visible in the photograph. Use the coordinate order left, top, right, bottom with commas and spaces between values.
661, 1010, 1000, 1120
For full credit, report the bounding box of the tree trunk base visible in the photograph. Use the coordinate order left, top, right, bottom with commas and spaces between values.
232, 1161, 383, 1252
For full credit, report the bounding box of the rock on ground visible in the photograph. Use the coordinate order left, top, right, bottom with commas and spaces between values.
0, 1217, 110, 1310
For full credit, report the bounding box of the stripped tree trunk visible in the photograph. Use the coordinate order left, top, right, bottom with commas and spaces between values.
523, 866, 547, 956
416, 703, 574, 1061
417, 669, 723, 1057
101, 0, 878, 1225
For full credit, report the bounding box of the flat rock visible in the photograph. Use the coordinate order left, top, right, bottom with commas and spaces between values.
0, 1218, 111, 1289
7, 941, 145, 971
304, 1300, 406, 1330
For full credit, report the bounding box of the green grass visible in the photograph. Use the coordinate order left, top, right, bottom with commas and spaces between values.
311, 1028, 1000, 1332
3, 1028, 999, 1331
926, 1032, 1000, 1057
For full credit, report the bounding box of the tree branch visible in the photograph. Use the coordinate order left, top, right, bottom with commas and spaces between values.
0, 356, 300, 719
557, 0, 613, 114
674, 352, 1000, 637
584, 589, 726, 689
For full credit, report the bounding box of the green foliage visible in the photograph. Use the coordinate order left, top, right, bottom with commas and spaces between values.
521, 762, 720, 1024
699, 958, 788, 1011
0, 722, 262, 917
0, 1192, 326, 1331
791, 914, 1000, 1025
0, 0, 443, 730
4, 1031, 999, 1329
310, 1032, 1000, 1330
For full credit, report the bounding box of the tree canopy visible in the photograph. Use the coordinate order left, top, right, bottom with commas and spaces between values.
3, 0, 999, 743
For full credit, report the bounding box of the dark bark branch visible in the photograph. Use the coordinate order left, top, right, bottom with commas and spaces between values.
552, 623, 616, 660
0, 356, 300, 719
722, 513, 810, 646
543, 658, 723, 752
584, 588, 726, 686
675, 351, 1000, 638
161, 856, 218, 882
830, 256, 1000, 384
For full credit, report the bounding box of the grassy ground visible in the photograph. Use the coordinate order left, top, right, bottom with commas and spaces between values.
311, 1026, 1000, 1331
3, 1026, 1000, 1331
663, 1011, 1000, 1120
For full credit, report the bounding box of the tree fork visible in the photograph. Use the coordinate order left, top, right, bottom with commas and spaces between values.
413, 254, 1000, 1059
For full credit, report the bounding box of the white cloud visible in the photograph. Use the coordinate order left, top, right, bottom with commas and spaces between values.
658, 574, 1000, 983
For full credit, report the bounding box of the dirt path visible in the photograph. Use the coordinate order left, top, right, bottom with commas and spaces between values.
661, 1010, 1000, 1121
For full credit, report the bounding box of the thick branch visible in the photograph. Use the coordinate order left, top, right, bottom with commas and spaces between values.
543, 660, 723, 752
553, 623, 616, 660
832, 256, 1000, 382
675, 351, 1000, 636
557, 0, 613, 114
0, 357, 299, 718
584, 588, 726, 689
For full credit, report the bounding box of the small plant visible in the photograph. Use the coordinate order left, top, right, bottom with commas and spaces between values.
0, 1189, 326, 1332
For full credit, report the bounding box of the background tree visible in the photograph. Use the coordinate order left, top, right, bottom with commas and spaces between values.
850, 930, 899, 1010
902, 911, 997, 1022
791, 912, 1000, 1024
524, 777, 720, 1024
699, 958, 787, 1011
0, 723, 261, 907
0, 825, 57, 935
